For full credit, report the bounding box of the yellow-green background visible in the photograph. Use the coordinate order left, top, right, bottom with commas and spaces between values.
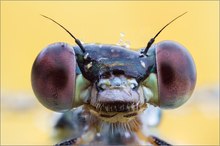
1, 1, 219, 145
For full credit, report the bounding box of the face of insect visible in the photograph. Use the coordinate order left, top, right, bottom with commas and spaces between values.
31, 40, 196, 124
72, 44, 157, 123
89, 75, 146, 123
31, 13, 196, 145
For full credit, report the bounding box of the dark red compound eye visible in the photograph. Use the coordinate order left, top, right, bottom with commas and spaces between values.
31, 43, 76, 112
156, 40, 196, 109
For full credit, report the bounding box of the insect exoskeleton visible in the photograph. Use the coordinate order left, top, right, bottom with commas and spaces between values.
73, 44, 154, 123
31, 12, 196, 128
31, 12, 197, 145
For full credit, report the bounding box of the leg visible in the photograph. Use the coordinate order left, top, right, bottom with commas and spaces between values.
148, 135, 172, 146
55, 137, 77, 146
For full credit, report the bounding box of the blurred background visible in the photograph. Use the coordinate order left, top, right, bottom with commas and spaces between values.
1, 1, 219, 145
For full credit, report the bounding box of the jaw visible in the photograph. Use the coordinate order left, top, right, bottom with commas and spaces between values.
84, 102, 147, 133
87, 103, 147, 123
87, 87, 147, 123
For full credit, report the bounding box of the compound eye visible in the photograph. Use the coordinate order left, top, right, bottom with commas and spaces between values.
31, 43, 77, 112
156, 41, 196, 109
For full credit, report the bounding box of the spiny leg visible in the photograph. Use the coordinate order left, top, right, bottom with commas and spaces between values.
55, 137, 77, 146
148, 135, 172, 146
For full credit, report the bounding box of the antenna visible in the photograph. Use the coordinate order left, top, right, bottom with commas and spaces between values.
142, 12, 188, 55
41, 15, 85, 53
